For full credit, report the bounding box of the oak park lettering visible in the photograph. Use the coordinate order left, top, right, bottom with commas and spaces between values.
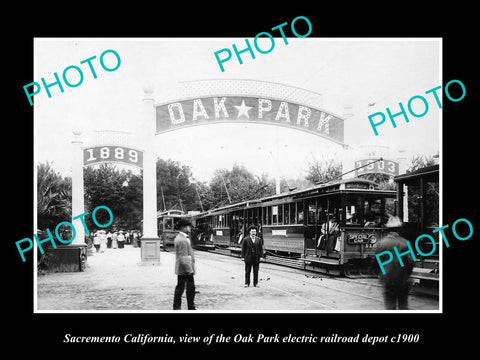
155, 96, 344, 144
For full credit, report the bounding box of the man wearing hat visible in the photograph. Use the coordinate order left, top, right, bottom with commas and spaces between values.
376, 215, 414, 310
173, 218, 196, 310
241, 225, 265, 288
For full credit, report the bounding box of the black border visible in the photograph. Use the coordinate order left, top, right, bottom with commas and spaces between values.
6, 4, 477, 355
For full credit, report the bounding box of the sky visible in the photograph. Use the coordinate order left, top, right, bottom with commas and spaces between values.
34, 38, 441, 183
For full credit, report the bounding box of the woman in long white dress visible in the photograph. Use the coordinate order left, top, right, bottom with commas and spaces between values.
112, 232, 118, 249
99, 230, 107, 252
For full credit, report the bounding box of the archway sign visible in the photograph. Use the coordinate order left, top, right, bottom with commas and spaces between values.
155, 95, 345, 145
81, 143, 155, 261
83, 145, 144, 168
70, 127, 156, 267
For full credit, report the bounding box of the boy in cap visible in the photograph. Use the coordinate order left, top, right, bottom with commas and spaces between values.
173, 218, 196, 310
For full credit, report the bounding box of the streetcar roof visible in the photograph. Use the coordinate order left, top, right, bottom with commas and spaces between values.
200, 178, 395, 215
157, 209, 190, 218
394, 164, 439, 184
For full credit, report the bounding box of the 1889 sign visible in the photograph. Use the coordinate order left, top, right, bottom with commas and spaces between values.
83, 145, 143, 168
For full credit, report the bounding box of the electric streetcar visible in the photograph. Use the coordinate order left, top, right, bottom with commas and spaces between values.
157, 210, 192, 250
192, 178, 397, 275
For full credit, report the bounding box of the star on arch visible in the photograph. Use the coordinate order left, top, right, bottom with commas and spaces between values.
234, 100, 253, 119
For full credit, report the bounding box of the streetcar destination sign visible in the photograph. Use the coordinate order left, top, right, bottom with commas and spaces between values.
155, 96, 345, 144
354, 158, 399, 177
83, 145, 143, 168
347, 233, 377, 245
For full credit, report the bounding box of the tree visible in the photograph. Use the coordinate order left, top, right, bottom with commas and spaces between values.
305, 158, 343, 184
406, 154, 437, 173
209, 164, 276, 207
121, 172, 143, 229
83, 164, 142, 230
190, 180, 215, 212
37, 162, 72, 230
156, 158, 199, 212
405, 154, 439, 226
37, 162, 73, 272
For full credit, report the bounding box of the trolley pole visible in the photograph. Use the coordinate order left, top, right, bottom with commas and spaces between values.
194, 182, 205, 212
220, 173, 232, 204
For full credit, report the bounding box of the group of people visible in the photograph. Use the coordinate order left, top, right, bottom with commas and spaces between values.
173, 219, 265, 310
172, 214, 414, 311
90, 230, 141, 253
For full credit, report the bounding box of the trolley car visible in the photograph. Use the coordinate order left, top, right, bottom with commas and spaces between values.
192, 178, 397, 275
157, 210, 192, 250
395, 164, 439, 287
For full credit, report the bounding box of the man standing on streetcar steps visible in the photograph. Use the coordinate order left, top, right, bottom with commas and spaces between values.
241, 225, 265, 288
173, 218, 196, 310
375, 215, 414, 310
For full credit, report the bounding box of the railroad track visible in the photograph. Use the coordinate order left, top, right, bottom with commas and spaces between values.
194, 246, 439, 299
193, 250, 411, 310
199, 246, 306, 269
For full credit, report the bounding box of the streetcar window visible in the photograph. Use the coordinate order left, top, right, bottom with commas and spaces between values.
238, 212, 244, 228
173, 217, 181, 230
278, 204, 283, 224
263, 206, 272, 225
272, 206, 278, 224
290, 203, 297, 224
230, 213, 236, 232
364, 198, 382, 227
297, 203, 304, 223
164, 218, 173, 230
217, 214, 225, 228
345, 197, 362, 225
307, 204, 316, 225
384, 197, 396, 225
252, 208, 259, 226
284, 203, 290, 225
316, 200, 327, 226
328, 198, 343, 225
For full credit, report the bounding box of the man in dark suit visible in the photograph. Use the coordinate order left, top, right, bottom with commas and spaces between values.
173, 218, 196, 310
241, 225, 265, 288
